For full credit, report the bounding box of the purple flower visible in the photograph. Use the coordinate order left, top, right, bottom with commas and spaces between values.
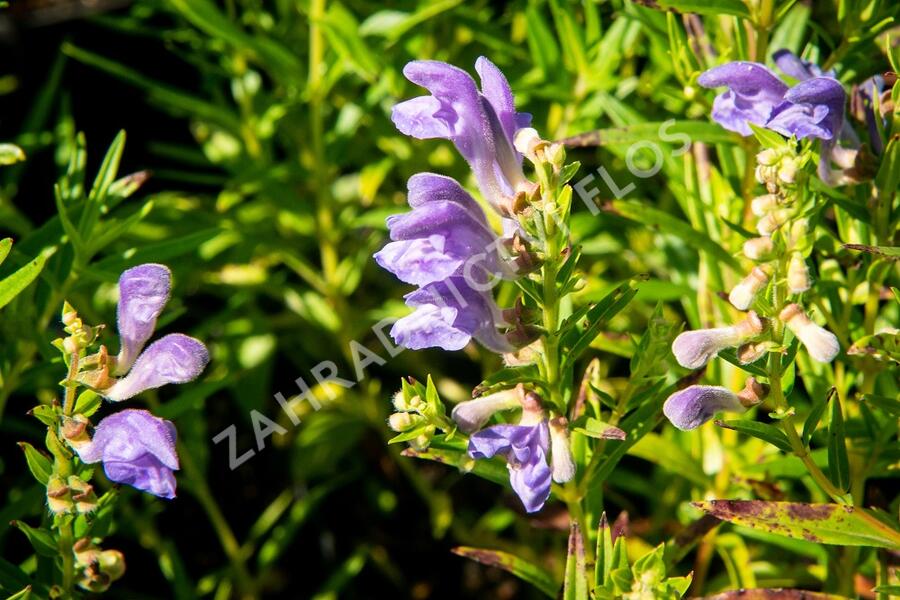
469, 421, 551, 513
697, 62, 788, 136
766, 77, 846, 141
663, 385, 746, 431
77, 409, 179, 498
392, 57, 531, 215
105, 264, 209, 401
773, 49, 832, 81
672, 312, 764, 369
390, 277, 512, 353
116, 264, 171, 373
374, 174, 513, 287
698, 59, 846, 141
105, 334, 209, 401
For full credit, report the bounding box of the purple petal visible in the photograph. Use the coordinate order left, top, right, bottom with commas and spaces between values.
468, 422, 551, 512
475, 56, 530, 147
398, 277, 511, 353
391, 96, 451, 139
374, 238, 465, 286
663, 385, 746, 431
104, 334, 209, 401
76, 409, 179, 499
116, 264, 171, 373
406, 173, 487, 224
767, 77, 845, 140
698, 62, 788, 136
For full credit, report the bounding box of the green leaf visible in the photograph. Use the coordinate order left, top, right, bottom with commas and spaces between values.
693, 500, 900, 549
0, 238, 11, 266
10, 521, 58, 557
802, 388, 834, 445
18, 442, 52, 485
29, 405, 58, 427
595, 512, 614, 587
0, 246, 55, 311
611, 199, 742, 271
563, 521, 588, 600
562, 121, 738, 147
0, 143, 26, 165
629, 433, 710, 486
91, 228, 221, 276
848, 330, 900, 364
452, 547, 558, 598
716, 419, 793, 452
827, 393, 850, 492
562, 277, 642, 368
573, 417, 626, 441
650, 0, 750, 19
73, 390, 102, 418
402, 438, 509, 487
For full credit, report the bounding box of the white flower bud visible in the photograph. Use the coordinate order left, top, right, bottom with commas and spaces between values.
549, 417, 575, 483
743, 237, 775, 261
728, 267, 770, 310
787, 253, 811, 294
780, 304, 839, 363
751, 194, 779, 217
388, 412, 416, 432
513, 127, 543, 159
756, 148, 779, 166
757, 209, 789, 235
778, 157, 798, 183
450, 389, 522, 434
672, 312, 764, 369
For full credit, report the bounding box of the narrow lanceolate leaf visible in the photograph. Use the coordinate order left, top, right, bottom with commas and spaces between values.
848, 330, 900, 364
693, 500, 900, 549
803, 388, 835, 445
843, 244, 900, 260
716, 419, 793, 452
452, 547, 558, 598
560, 121, 738, 147
0, 247, 55, 311
827, 394, 850, 492
563, 521, 588, 600
18, 442, 52, 485
696, 590, 851, 599
0, 238, 11, 265
10, 521, 58, 557
640, 0, 751, 19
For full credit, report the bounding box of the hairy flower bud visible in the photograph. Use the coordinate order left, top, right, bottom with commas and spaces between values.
47, 475, 74, 514
787, 253, 811, 294
736, 376, 769, 407
548, 417, 575, 483
672, 312, 764, 369
663, 385, 747, 430
729, 266, 770, 310
780, 304, 840, 363
387, 412, 418, 432
451, 388, 522, 434
743, 237, 775, 261
757, 209, 790, 235
756, 148, 780, 166
778, 157, 798, 183
750, 194, 779, 217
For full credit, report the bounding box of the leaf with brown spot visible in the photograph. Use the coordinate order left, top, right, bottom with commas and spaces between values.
452, 547, 558, 598
696, 589, 852, 599
693, 500, 900, 549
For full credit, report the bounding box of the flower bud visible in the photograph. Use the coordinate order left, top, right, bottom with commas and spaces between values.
387, 412, 418, 432
787, 253, 810, 294
729, 266, 770, 310
750, 194, 779, 217
99, 549, 126, 581
391, 390, 412, 412
672, 312, 764, 369
743, 236, 775, 261
778, 157, 798, 183
757, 209, 790, 236
451, 388, 522, 434
756, 148, 779, 166
780, 304, 840, 363
663, 385, 747, 430
514, 127, 544, 159
548, 417, 575, 483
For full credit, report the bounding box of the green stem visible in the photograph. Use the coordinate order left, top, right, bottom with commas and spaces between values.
59, 518, 76, 596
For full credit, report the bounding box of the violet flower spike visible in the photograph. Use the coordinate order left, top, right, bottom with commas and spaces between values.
374, 174, 515, 287
391, 276, 512, 353
663, 386, 748, 431
468, 421, 551, 513
116, 264, 171, 374
766, 77, 846, 141
76, 409, 179, 499
392, 57, 532, 215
